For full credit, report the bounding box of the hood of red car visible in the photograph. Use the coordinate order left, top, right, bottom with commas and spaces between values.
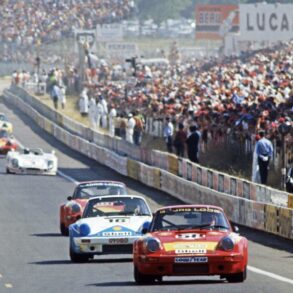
151, 230, 231, 253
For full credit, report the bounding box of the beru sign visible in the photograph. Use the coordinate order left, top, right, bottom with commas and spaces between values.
240, 4, 293, 41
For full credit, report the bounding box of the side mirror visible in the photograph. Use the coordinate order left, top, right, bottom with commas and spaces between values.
67, 196, 72, 201
141, 228, 148, 235
141, 221, 151, 234
233, 225, 240, 233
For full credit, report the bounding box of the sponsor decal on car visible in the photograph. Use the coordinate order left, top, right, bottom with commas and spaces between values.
175, 249, 207, 254
108, 238, 129, 244
102, 231, 133, 237
164, 242, 217, 252
175, 233, 205, 240
174, 256, 208, 263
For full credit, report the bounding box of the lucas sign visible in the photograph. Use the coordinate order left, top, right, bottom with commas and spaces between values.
240, 4, 293, 41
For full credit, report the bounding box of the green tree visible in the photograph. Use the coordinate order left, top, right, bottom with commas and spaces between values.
136, 0, 193, 24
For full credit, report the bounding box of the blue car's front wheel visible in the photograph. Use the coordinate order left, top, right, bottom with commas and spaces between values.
69, 247, 90, 263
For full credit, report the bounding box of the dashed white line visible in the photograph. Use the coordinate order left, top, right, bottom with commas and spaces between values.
4, 283, 13, 288
248, 265, 293, 285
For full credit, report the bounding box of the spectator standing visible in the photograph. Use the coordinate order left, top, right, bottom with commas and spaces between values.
173, 123, 187, 157
95, 98, 104, 128
109, 104, 117, 137
126, 113, 135, 144
59, 85, 66, 109
101, 97, 108, 128
186, 125, 200, 163
255, 130, 274, 184
133, 112, 144, 146
120, 114, 127, 140
251, 134, 261, 183
163, 117, 174, 153
51, 83, 60, 110
79, 88, 89, 116
88, 96, 97, 129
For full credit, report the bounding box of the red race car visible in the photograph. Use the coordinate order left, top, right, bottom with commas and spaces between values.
133, 205, 248, 284
0, 130, 17, 155
59, 181, 127, 235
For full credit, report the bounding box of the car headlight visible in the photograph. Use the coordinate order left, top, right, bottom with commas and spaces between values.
47, 160, 54, 170
145, 237, 161, 253
218, 236, 234, 251
11, 158, 18, 167
66, 202, 82, 214
79, 223, 91, 236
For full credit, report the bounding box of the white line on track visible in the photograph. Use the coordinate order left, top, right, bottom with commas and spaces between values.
57, 170, 79, 185
12, 137, 293, 286
248, 266, 293, 285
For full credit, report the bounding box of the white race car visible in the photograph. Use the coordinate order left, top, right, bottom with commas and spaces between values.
6, 148, 58, 175
69, 195, 152, 262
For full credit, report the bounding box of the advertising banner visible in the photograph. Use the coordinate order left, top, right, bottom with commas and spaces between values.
96, 24, 123, 42
195, 4, 239, 40
239, 4, 293, 41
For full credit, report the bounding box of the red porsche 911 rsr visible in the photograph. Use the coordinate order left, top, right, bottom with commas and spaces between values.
59, 181, 127, 235
133, 205, 248, 284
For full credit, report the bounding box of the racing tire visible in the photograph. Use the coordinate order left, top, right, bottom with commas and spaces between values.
226, 267, 247, 283
60, 223, 69, 236
70, 249, 90, 263
134, 266, 156, 285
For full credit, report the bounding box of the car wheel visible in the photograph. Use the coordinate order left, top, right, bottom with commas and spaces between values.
226, 267, 247, 283
69, 248, 89, 263
6, 168, 11, 174
60, 223, 69, 236
134, 266, 156, 285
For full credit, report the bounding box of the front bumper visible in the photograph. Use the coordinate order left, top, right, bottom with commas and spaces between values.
135, 253, 246, 276
8, 166, 56, 175
71, 236, 140, 255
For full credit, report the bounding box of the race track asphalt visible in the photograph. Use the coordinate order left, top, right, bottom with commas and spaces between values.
0, 89, 292, 293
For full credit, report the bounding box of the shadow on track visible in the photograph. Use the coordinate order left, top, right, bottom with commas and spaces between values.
30, 258, 131, 265
31, 233, 63, 237
237, 225, 293, 254
87, 279, 224, 287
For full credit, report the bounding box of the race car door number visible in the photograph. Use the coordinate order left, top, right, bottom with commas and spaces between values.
108, 238, 128, 244
175, 257, 208, 263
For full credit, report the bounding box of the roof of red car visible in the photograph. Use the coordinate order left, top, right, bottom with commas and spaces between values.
77, 180, 126, 186
156, 205, 224, 212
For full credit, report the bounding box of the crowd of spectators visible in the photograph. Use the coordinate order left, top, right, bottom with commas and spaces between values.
0, 0, 135, 45
77, 42, 292, 156
13, 40, 293, 170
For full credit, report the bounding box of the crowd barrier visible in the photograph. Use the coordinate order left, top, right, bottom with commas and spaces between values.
4, 88, 293, 240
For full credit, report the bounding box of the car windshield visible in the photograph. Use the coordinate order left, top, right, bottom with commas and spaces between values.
23, 148, 43, 155
0, 114, 7, 121
83, 197, 151, 218
74, 183, 127, 199
151, 207, 230, 232
0, 130, 9, 138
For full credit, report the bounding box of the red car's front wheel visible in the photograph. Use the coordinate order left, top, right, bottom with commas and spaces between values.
226, 267, 247, 283
60, 223, 69, 236
134, 266, 162, 284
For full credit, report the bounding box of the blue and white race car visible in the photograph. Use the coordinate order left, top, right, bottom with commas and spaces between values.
69, 195, 152, 262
